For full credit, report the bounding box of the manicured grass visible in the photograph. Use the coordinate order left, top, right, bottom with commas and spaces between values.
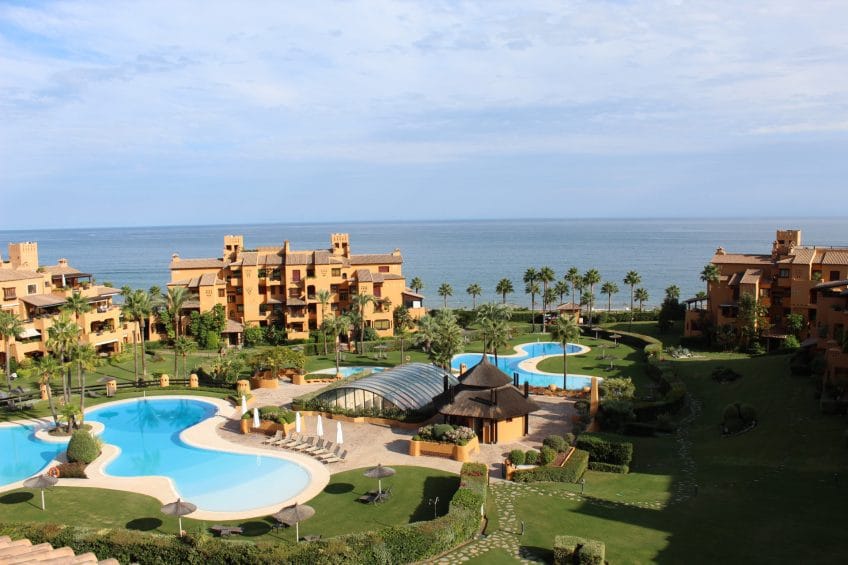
0, 466, 458, 544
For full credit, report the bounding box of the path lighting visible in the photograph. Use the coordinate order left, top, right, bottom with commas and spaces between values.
429, 496, 440, 519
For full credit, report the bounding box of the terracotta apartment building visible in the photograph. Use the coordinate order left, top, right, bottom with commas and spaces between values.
168, 233, 425, 342
0, 242, 126, 363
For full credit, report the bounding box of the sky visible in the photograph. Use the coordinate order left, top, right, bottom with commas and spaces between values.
1, 0, 847, 229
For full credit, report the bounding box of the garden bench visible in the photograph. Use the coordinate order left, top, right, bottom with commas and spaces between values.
210, 525, 243, 537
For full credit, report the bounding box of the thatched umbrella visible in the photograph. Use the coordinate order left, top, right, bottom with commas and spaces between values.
160, 498, 197, 535
273, 503, 315, 543
363, 464, 396, 494
591, 326, 603, 340
23, 473, 58, 510
609, 333, 622, 347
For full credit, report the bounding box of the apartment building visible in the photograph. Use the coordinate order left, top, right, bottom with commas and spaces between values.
812, 280, 848, 387
0, 242, 126, 363
168, 233, 426, 342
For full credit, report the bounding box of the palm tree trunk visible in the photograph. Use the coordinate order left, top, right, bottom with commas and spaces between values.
562, 346, 567, 390
78, 361, 85, 426
502, 292, 506, 304
132, 322, 139, 383
629, 287, 635, 329
531, 296, 536, 333
399, 336, 404, 365
46, 384, 58, 427
608, 295, 612, 312
140, 319, 147, 381
5, 343, 11, 393
173, 315, 179, 379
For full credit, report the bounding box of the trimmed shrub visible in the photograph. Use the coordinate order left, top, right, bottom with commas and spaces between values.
576, 434, 633, 466
543, 435, 568, 452
524, 450, 540, 465
711, 366, 742, 383
622, 422, 656, 436
540, 446, 557, 465
563, 432, 576, 446
597, 398, 635, 431
66, 430, 100, 464
588, 462, 629, 474
432, 424, 454, 440
553, 535, 605, 565
722, 402, 757, 434
513, 449, 588, 483
56, 462, 87, 478
509, 449, 525, 465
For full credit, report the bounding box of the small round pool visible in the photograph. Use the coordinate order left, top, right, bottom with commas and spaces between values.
87, 398, 311, 513
452, 342, 596, 389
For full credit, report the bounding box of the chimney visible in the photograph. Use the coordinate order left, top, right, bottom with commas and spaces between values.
524, 382, 529, 399
58, 258, 68, 267
513, 372, 519, 387
171, 253, 180, 263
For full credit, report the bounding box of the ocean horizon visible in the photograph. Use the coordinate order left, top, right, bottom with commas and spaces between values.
2, 217, 846, 311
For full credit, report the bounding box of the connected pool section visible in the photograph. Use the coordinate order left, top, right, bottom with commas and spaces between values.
87, 398, 311, 513
452, 342, 596, 389
312, 366, 386, 378
0, 425, 63, 487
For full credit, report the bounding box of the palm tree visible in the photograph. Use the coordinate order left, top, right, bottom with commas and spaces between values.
665, 285, 681, 302
566, 267, 582, 306
601, 281, 620, 313
316, 289, 332, 356
324, 315, 352, 372
466, 283, 482, 309
393, 306, 414, 365
122, 289, 153, 383
70, 343, 98, 426
623, 271, 642, 329
554, 280, 570, 303
437, 283, 453, 309
550, 315, 581, 390
525, 280, 541, 333
430, 309, 463, 369
583, 269, 601, 322
175, 336, 196, 379
35, 355, 62, 427
415, 315, 438, 353
410, 277, 424, 295
0, 311, 23, 392
352, 293, 375, 355
700, 264, 720, 309
538, 266, 556, 333
164, 286, 188, 379
495, 278, 514, 304
476, 303, 512, 364
635, 288, 649, 312
61, 292, 90, 400
47, 312, 80, 404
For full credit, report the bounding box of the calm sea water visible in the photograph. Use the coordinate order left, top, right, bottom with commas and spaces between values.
2, 219, 846, 310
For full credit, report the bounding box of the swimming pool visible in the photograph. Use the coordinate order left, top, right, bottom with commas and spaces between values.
452, 342, 597, 389
86, 398, 311, 513
312, 366, 386, 377
0, 424, 63, 487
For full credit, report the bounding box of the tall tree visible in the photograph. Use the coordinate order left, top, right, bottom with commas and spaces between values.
700, 264, 720, 309
175, 336, 197, 379
495, 278, 514, 304
477, 303, 512, 364
35, 355, 62, 427
46, 312, 80, 404
437, 283, 453, 309
325, 314, 352, 372
70, 343, 98, 426
550, 314, 581, 390
665, 285, 681, 302
61, 291, 90, 401
566, 267, 582, 306
409, 277, 424, 295
466, 283, 482, 309
538, 266, 556, 333
601, 281, 620, 313
523, 268, 539, 332
0, 311, 23, 392
583, 269, 602, 322
316, 289, 332, 356
635, 287, 649, 311
430, 309, 464, 369
623, 271, 642, 329
352, 293, 375, 355
164, 286, 189, 379
122, 289, 154, 383
554, 280, 570, 303
415, 314, 438, 353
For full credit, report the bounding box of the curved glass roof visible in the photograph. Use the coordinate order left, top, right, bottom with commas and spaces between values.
316, 363, 458, 411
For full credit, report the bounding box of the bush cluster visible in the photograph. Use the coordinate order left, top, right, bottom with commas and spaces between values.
513, 449, 588, 483
257, 406, 296, 424
722, 402, 757, 434
66, 430, 101, 464
509, 449, 525, 465
542, 434, 572, 452
587, 462, 629, 474
576, 434, 633, 468
597, 398, 635, 431
711, 366, 742, 383
553, 535, 606, 565
540, 446, 557, 465
416, 424, 476, 446
524, 450, 540, 465
56, 462, 87, 478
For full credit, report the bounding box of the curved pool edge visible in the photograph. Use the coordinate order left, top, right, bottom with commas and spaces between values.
8, 395, 330, 520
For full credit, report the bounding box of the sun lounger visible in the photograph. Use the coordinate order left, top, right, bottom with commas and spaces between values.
263, 431, 284, 445
292, 437, 317, 452
318, 445, 341, 462
310, 441, 334, 458
302, 439, 327, 455
210, 525, 244, 537
322, 449, 347, 464
277, 433, 302, 448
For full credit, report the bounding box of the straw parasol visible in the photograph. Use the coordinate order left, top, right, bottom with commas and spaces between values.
295, 412, 302, 434
241, 395, 248, 415
316, 415, 324, 438
336, 421, 344, 445
273, 503, 315, 543
253, 407, 260, 429
160, 498, 197, 535
23, 473, 58, 511
363, 464, 396, 494
591, 326, 603, 340
609, 333, 622, 347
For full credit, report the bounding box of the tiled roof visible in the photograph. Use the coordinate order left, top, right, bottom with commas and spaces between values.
170, 258, 225, 270
403, 288, 424, 299
821, 250, 848, 265
198, 273, 224, 286
789, 247, 816, 265
0, 534, 118, 564
259, 254, 283, 265
350, 253, 402, 265
285, 252, 312, 265
740, 269, 763, 285
0, 268, 42, 282
42, 263, 82, 276
355, 269, 373, 282
20, 294, 66, 308
711, 253, 772, 265
240, 252, 259, 266
223, 319, 244, 333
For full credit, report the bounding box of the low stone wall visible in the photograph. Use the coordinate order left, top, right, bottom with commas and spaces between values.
408, 436, 480, 462
292, 373, 341, 385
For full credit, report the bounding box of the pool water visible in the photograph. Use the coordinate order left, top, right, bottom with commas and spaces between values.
0, 425, 63, 486
87, 398, 311, 512
452, 342, 596, 389
313, 366, 385, 377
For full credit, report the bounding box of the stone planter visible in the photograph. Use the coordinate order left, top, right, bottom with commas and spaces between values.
240, 419, 251, 434
408, 436, 480, 462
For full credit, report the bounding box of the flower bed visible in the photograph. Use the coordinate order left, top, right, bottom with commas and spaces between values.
409, 425, 480, 462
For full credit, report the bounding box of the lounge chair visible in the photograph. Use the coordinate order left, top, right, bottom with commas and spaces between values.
322, 449, 347, 464
278, 433, 302, 448
302, 439, 327, 455
292, 437, 317, 452
318, 445, 341, 462
210, 525, 243, 537
310, 441, 334, 458
263, 431, 284, 445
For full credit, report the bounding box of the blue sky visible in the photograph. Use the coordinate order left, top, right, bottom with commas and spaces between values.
1, 1, 847, 229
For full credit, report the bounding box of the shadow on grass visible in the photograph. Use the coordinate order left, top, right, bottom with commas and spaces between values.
409, 475, 460, 522
236, 520, 273, 536
126, 517, 162, 531
324, 482, 355, 495
0, 491, 33, 504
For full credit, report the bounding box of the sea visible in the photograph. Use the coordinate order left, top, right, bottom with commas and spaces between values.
2, 218, 846, 310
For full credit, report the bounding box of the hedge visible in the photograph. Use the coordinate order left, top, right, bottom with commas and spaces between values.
66, 430, 100, 464
576, 433, 633, 466
0, 464, 488, 564
513, 449, 588, 483
587, 462, 629, 474
509, 449, 525, 465
553, 535, 606, 565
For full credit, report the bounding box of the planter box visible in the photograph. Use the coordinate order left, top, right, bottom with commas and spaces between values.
243, 419, 296, 436
408, 436, 480, 462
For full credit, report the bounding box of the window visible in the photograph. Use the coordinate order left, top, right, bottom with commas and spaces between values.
340, 291, 349, 301
374, 319, 391, 330
292, 270, 301, 282
378, 266, 389, 273
27, 284, 37, 295
373, 284, 382, 298
3, 287, 15, 300
259, 304, 267, 313
330, 284, 339, 293
258, 269, 267, 278
830, 270, 840, 281
237, 304, 244, 313
779, 269, 790, 278
306, 269, 315, 278
289, 289, 300, 298
332, 268, 341, 277
218, 289, 225, 298
227, 295, 236, 303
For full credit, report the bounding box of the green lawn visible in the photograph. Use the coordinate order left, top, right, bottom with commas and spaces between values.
0, 466, 458, 544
